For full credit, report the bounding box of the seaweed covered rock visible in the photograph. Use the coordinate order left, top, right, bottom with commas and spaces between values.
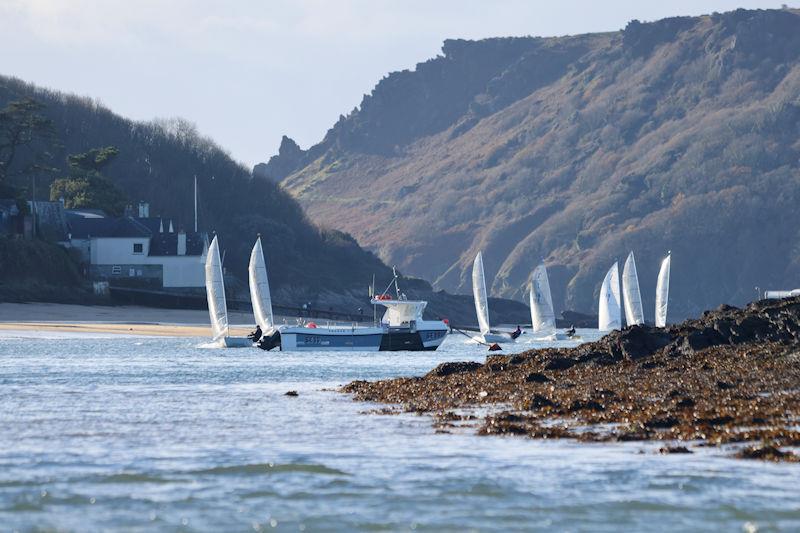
343, 296, 800, 461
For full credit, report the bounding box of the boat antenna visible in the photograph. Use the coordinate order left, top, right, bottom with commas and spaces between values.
372, 274, 377, 326
393, 266, 401, 300
193, 175, 198, 232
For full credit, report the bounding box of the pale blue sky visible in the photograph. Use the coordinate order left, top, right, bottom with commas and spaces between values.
0, 0, 783, 167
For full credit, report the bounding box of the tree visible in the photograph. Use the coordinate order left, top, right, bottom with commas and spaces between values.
0, 98, 58, 184
49, 146, 128, 215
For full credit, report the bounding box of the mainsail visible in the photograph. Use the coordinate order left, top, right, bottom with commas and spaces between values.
205, 235, 229, 341
655, 253, 671, 328
622, 251, 644, 326
598, 262, 621, 331
529, 263, 556, 334
248, 236, 274, 333
472, 252, 491, 336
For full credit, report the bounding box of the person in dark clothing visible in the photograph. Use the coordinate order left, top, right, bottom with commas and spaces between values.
566, 325, 576, 338
511, 325, 522, 339
248, 325, 263, 342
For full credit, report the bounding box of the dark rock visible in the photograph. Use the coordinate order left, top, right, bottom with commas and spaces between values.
717, 380, 735, 390
676, 397, 695, 409
617, 325, 673, 360
698, 415, 734, 426
645, 416, 679, 429
545, 357, 577, 370
429, 361, 483, 377
569, 399, 605, 412
525, 372, 551, 383
735, 445, 798, 462
509, 353, 532, 365
681, 328, 727, 353
659, 446, 693, 454
285, 390, 299, 396
528, 394, 556, 409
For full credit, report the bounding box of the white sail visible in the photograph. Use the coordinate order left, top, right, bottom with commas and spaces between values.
472, 252, 491, 336
205, 235, 229, 341
622, 251, 644, 326
529, 263, 556, 334
598, 262, 621, 331
248, 236, 274, 333
655, 253, 671, 328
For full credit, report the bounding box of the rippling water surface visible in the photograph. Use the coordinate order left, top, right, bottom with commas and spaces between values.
1, 331, 798, 531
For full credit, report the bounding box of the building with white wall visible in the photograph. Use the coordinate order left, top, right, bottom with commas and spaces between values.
66, 212, 207, 290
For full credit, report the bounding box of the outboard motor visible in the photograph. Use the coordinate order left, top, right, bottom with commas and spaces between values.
258, 330, 281, 351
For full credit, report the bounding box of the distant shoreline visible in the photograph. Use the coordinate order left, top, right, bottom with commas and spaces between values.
0, 302, 254, 337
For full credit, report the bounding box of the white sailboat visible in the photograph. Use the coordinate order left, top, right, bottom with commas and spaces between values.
529, 263, 558, 338
622, 251, 644, 326
655, 253, 671, 328
472, 252, 509, 344
598, 262, 622, 331
248, 236, 274, 335
205, 235, 250, 348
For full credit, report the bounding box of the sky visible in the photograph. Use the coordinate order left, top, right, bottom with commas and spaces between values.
0, 0, 784, 168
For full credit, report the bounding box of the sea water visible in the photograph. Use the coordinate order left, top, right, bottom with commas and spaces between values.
0, 331, 798, 531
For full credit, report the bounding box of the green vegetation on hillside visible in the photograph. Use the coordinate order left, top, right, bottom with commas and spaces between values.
50, 146, 128, 215
0, 78, 400, 299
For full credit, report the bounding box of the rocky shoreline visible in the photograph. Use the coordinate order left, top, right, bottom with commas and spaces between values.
343, 297, 800, 461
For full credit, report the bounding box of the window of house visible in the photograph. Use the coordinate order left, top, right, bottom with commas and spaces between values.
133, 243, 143, 254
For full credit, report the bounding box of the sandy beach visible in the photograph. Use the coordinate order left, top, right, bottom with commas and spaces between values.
0, 302, 258, 337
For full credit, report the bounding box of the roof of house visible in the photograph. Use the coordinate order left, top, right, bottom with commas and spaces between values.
136, 217, 166, 235
149, 232, 205, 256
67, 216, 152, 239
65, 208, 107, 219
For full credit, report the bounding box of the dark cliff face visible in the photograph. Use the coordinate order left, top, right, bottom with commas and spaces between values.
262, 8, 800, 320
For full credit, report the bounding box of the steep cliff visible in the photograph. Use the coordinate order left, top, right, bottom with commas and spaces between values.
263, 8, 800, 320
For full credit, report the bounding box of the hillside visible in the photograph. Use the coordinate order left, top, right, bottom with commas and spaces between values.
0, 75, 402, 305
0, 75, 532, 324
262, 8, 800, 320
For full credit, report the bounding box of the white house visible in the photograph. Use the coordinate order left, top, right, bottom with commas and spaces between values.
66, 211, 207, 289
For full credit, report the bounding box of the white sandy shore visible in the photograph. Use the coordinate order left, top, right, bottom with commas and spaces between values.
0, 302, 259, 337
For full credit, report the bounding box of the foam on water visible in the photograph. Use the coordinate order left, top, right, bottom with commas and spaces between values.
0, 333, 798, 531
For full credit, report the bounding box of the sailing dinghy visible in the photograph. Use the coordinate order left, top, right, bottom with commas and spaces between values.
529, 264, 566, 340
205, 235, 250, 348
248, 236, 281, 349
472, 252, 512, 344
655, 253, 671, 328
598, 262, 622, 331
622, 251, 644, 327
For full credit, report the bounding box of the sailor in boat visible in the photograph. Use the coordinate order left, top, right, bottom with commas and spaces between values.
247, 324, 263, 342
566, 325, 576, 338
511, 325, 522, 340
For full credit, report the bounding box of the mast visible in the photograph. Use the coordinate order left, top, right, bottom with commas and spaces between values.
393, 266, 401, 299
372, 274, 377, 326
193, 175, 198, 232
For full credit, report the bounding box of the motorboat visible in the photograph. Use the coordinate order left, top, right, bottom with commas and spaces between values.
254, 264, 448, 352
